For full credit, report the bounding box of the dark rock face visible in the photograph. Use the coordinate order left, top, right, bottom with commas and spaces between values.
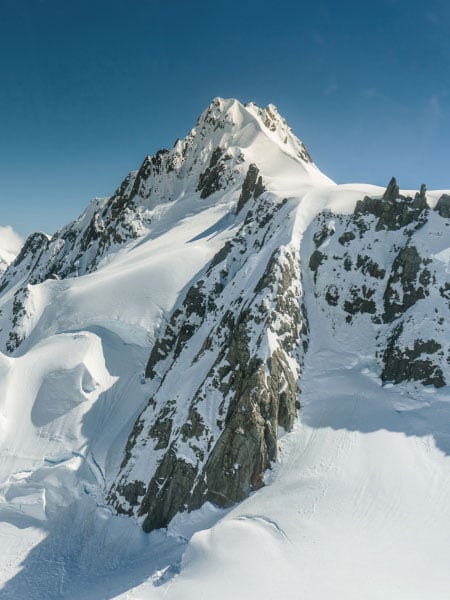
140, 452, 198, 532
440, 283, 450, 305
109, 193, 304, 531
354, 178, 429, 232
0, 233, 50, 296
325, 285, 339, 306
196, 147, 229, 199
356, 255, 385, 280
236, 164, 265, 214
12, 232, 50, 271
5, 287, 31, 353
307, 179, 449, 389
338, 231, 355, 246
383, 176, 400, 202
382, 331, 445, 387
119, 481, 147, 513
191, 285, 299, 510
383, 246, 427, 323
435, 194, 450, 218
309, 250, 325, 283
343, 285, 376, 316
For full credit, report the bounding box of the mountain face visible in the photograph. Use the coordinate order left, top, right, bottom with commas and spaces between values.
108, 192, 304, 531
308, 180, 450, 389
1, 98, 450, 598
108, 174, 450, 532
0, 98, 320, 294
0, 98, 328, 354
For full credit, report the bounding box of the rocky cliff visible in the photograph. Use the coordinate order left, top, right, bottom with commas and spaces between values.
108, 190, 305, 530
307, 178, 450, 389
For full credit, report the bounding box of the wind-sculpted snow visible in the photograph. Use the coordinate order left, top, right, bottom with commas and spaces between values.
2, 100, 450, 599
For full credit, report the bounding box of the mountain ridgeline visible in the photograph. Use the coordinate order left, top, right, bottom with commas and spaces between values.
1, 98, 449, 533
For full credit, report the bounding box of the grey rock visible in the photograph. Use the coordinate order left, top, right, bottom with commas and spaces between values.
435, 194, 450, 218
309, 250, 325, 277
196, 147, 226, 199
383, 177, 400, 202
356, 255, 386, 279
338, 231, 356, 246
140, 451, 198, 532
343, 284, 376, 315
236, 164, 265, 214
110, 192, 303, 532
325, 285, 339, 306
354, 178, 429, 232
383, 245, 425, 322
382, 330, 445, 387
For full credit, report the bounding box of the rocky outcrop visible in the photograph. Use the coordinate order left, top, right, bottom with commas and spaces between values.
435, 194, 450, 218
354, 177, 429, 232
196, 147, 236, 199
309, 250, 325, 283
236, 164, 265, 213
383, 245, 429, 323
382, 327, 445, 388
307, 178, 449, 388
108, 192, 304, 531
0, 233, 50, 294
5, 287, 32, 353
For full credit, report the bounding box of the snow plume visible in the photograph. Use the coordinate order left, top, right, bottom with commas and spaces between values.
0, 225, 23, 273
0, 225, 22, 256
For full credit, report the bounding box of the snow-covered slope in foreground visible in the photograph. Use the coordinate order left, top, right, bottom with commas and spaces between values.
1, 99, 450, 599
127, 314, 450, 600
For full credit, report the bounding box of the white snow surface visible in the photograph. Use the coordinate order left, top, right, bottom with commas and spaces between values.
1, 99, 450, 599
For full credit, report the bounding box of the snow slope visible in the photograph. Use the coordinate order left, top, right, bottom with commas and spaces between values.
1, 99, 450, 599
124, 197, 450, 600
113, 185, 450, 600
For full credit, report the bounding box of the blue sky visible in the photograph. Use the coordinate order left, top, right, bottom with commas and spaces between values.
2, 0, 450, 237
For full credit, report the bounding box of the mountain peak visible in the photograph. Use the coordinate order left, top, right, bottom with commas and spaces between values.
0, 97, 332, 298
193, 98, 315, 165
200, 97, 285, 132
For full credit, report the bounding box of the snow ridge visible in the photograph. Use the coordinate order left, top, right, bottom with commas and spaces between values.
108, 191, 305, 531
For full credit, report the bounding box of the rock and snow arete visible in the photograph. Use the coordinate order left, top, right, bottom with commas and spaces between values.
1, 98, 450, 599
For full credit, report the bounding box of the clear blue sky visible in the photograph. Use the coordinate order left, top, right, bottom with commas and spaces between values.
2, 0, 450, 237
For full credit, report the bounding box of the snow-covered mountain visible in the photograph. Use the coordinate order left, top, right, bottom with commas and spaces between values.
1, 98, 450, 599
